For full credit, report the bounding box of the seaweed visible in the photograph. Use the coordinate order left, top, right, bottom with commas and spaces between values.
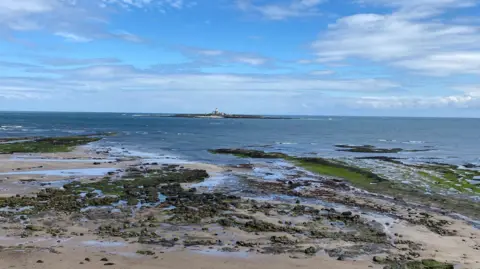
0, 135, 104, 153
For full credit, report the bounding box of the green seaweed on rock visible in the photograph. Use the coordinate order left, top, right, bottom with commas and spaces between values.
0, 135, 105, 154
210, 148, 480, 220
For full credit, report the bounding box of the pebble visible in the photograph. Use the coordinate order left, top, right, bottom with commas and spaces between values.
36, 260, 44, 264
100, 258, 109, 262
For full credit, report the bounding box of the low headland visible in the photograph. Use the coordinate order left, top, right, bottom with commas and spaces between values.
0, 135, 478, 269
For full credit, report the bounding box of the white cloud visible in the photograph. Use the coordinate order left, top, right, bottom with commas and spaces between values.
237, 0, 326, 20
110, 30, 144, 43
395, 52, 480, 75
100, 0, 195, 9
310, 70, 334, 75
196, 50, 225, 56
1, 64, 398, 99
55, 32, 92, 42
310, 0, 480, 75
39, 57, 121, 66
354, 94, 479, 109
0, 0, 54, 13
233, 56, 268, 66
453, 85, 480, 96
357, 0, 475, 9
184, 47, 273, 67
0, 0, 173, 43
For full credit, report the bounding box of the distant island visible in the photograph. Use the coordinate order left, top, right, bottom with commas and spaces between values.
168, 108, 294, 119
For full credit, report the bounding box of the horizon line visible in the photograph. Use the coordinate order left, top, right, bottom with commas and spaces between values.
1, 110, 480, 119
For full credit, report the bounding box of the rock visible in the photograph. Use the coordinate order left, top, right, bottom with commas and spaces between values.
36, 260, 44, 264
337, 255, 346, 261
373, 256, 385, 263
26, 225, 43, 231
100, 258, 109, 262
104, 263, 115, 266
270, 235, 295, 245
84, 258, 90, 262
136, 250, 155, 256
421, 259, 454, 269
341, 211, 353, 217
304, 246, 317, 255
236, 163, 254, 169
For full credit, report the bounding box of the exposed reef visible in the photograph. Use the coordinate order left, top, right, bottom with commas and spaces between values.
335, 144, 432, 153
0, 136, 476, 268
210, 148, 480, 220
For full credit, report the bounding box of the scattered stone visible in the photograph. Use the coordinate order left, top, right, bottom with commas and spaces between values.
136, 250, 155, 256
304, 246, 317, 255
373, 256, 386, 263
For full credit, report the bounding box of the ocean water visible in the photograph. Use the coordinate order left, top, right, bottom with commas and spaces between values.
1, 112, 480, 166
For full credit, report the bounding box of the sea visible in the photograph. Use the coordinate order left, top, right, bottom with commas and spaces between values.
1, 111, 480, 166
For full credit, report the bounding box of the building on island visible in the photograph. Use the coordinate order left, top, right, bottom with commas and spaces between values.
211, 108, 226, 116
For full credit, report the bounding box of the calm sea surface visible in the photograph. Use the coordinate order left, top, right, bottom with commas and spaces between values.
1, 112, 479, 165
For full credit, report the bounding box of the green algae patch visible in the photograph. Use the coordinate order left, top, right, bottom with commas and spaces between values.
292, 157, 387, 187
0, 166, 210, 215
0, 135, 104, 154
416, 164, 480, 194
210, 148, 387, 187
210, 148, 480, 219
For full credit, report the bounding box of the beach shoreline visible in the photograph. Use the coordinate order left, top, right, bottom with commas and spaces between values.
0, 139, 479, 269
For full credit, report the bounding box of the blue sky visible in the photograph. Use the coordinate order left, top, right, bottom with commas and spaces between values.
0, 0, 480, 116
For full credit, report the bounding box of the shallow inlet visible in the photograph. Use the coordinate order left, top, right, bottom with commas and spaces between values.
10, 156, 115, 163
0, 168, 117, 176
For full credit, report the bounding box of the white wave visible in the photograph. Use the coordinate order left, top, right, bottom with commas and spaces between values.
65, 130, 86, 134
106, 146, 193, 164
402, 140, 425, 144
191, 174, 227, 189
275, 142, 298, 145
0, 125, 23, 128
378, 139, 397, 142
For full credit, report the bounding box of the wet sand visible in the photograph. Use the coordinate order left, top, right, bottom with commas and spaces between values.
0, 247, 379, 269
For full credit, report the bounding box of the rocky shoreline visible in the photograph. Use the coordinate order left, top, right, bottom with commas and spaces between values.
0, 137, 478, 269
